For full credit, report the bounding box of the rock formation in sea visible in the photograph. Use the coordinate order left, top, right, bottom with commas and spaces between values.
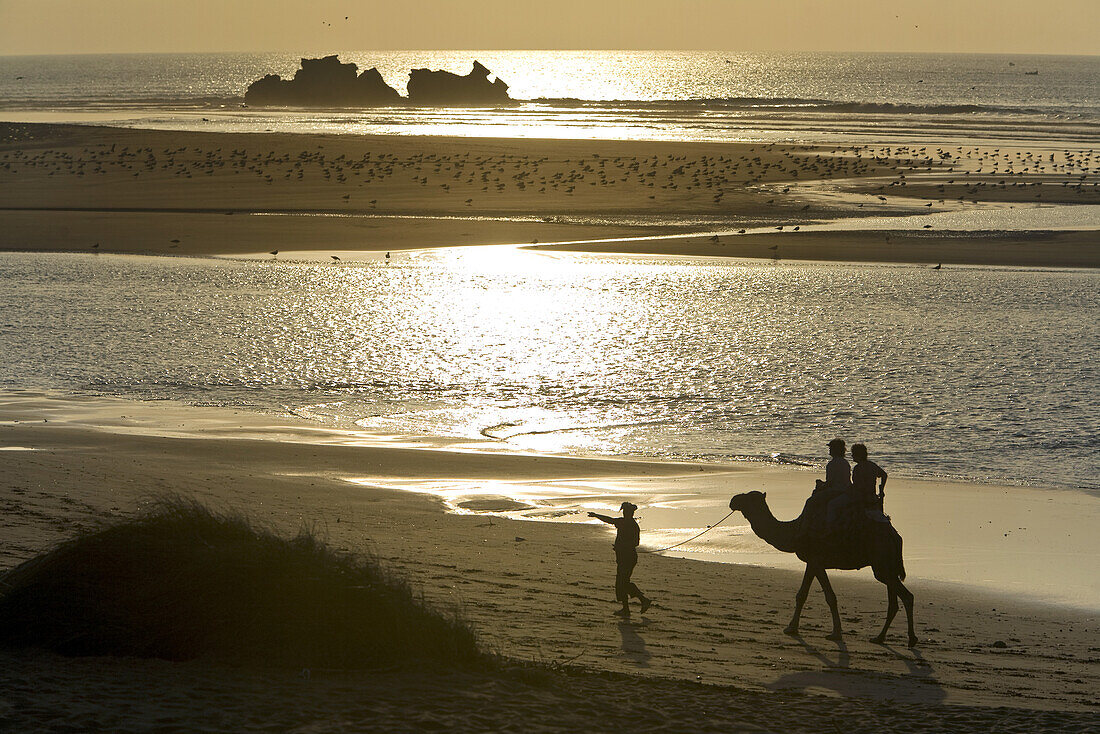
244, 55, 401, 106
406, 60, 511, 105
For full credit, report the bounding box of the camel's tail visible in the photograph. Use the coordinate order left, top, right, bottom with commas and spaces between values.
896, 532, 906, 581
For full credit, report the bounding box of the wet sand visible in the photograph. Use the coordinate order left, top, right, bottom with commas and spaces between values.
1, 393, 1097, 730
539, 229, 1100, 267
2, 122, 1098, 266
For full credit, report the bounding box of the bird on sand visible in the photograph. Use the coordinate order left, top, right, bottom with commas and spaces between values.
932, 263, 942, 269
330, 255, 341, 262
269, 250, 278, 259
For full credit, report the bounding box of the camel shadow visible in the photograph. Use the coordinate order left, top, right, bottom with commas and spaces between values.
765, 634, 944, 705
794, 633, 851, 669
617, 619, 651, 668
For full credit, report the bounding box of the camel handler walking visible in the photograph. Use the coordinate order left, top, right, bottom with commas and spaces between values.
589, 502, 653, 617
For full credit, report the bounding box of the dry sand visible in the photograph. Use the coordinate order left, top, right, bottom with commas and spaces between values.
2, 122, 1098, 266
1, 393, 1096, 731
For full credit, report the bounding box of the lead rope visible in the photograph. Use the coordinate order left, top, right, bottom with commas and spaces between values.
639, 510, 736, 554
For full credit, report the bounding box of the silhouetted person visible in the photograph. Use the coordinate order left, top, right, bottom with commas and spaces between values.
589, 502, 652, 617
850, 443, 889, 522
805, 438, 851, 535
818, 438, 852, 493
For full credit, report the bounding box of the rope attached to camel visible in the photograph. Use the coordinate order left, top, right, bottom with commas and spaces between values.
639, 509, 736, 554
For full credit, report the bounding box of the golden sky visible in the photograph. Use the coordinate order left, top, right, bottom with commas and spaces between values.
1, 0, 1097, 55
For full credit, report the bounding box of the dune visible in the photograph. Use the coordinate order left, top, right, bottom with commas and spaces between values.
0, 496, 478, 667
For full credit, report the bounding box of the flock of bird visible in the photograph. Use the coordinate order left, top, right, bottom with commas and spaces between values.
0, 142, 890, 199
2, 139, 1096, 216
2, 124, 1097, 266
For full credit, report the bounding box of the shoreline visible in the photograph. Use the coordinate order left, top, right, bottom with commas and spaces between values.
3, 390, 1097, 612
1, 389, 1098, 716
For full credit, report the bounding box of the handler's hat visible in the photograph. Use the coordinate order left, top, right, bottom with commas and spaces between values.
620, 501, 638, 513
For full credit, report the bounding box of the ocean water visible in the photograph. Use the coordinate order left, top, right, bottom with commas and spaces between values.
1, 51, 1099, 143
1, 250, 1096, 493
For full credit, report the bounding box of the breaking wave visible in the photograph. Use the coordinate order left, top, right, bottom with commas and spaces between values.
529, 97, 1088, 118
1, 93, 1093, 120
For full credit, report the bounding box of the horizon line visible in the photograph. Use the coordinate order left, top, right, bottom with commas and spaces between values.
3, 48, 1099, 59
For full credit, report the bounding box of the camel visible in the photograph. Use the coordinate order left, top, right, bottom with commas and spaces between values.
728, 491, 917, 647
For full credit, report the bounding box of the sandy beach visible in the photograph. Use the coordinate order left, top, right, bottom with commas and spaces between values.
1, 392, 1097, 731
2, 122, 1099, 266
2, 120, 1099, 730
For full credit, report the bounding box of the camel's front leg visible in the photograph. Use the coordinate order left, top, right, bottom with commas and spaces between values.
785, 565, 815, 635
815, 569, 843, 641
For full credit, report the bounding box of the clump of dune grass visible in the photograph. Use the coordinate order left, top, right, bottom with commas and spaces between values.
0, 497, 479, 668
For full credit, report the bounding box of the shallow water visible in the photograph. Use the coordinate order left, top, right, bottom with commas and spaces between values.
1, 251, 1096, 493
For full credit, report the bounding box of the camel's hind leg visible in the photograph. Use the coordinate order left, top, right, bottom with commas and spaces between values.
784, 566, 815, 635
872, 577, 917, 647
897, 579, 917, 647
814, 569, 843, 641
871, 582, 898, 644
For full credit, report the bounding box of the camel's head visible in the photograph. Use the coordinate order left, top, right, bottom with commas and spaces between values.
728, 490, 766, 514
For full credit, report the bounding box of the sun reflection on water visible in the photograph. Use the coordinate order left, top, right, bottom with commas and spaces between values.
0, 252, 1096, 490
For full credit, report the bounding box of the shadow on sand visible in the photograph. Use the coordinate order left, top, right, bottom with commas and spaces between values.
765, 635, 944, 705
617, 619, 651, 668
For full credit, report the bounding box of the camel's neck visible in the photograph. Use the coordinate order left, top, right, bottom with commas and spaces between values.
743, 503, 801, 554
